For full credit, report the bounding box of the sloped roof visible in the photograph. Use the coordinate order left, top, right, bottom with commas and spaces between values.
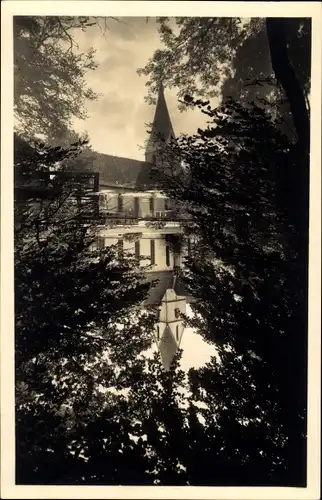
14, 134, 36, 163
13, 135, 158, 191
144, 271, 192, 306
145, 271, 175, 305
86, 152, 159, 189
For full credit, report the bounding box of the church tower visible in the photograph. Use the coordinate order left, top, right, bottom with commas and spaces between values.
95, 78, 188, 372
144, 83, 186, 371
145, 82, 175, 165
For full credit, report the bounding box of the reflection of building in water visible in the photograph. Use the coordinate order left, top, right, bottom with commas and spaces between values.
145, 271, 191, 371
93, 84, 191, 370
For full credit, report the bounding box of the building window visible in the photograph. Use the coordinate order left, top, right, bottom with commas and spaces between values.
166, 245, 170, 267
164, 198, 170, 211
99, 194, 106, 208
135, 240, 140, 262
175, 308, 180, 319
149, 197, 154, 214
134, 197, 139, 217
117, 239, 124, 258
117, 194, 123, 212
97, 237, 105, 250
150, 239, 155, 265
176, 325, 179, 341
187, 238, 191, 257
156, 325, 160, 340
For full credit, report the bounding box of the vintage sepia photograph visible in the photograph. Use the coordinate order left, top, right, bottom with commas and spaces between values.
1, 2, 321, 498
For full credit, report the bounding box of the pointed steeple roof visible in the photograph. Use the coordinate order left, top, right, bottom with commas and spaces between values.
145, 83, 175, 164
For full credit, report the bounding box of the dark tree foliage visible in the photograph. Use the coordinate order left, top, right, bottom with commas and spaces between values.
138, 17, 244, 103
139, 17, 311, 151
221, 18, 311, 103
14, 139, 159, 484
221, 20, 274, 104
45, 126, 98, 174
14, 14, 312, 486
75, 352, 190, 485
266, 18, 310, 155
14, 16, 131, 142
139, 18, 310, 102
15, 138, 198, 487
14, 16, 98, 140
157, 98, 308, 485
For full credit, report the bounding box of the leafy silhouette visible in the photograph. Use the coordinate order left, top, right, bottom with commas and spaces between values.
14, 16, 98, 141
15, 138, 158, 484
155, 98, 308, 485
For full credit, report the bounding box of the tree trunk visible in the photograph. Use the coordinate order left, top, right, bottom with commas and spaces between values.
266, 17, 310, 244
266, 18, 310, 155
266, 17, 309, 486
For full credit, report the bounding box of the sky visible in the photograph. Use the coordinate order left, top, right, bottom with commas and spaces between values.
72, 17, 210, 161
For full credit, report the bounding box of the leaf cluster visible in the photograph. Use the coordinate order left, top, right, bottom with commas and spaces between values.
156, 98, 308, 485
14, 16, 99, 140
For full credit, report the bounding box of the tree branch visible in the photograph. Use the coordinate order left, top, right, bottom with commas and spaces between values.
55, 17, 79, 53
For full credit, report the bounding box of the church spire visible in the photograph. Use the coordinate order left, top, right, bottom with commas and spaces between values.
145, 82, 175, 164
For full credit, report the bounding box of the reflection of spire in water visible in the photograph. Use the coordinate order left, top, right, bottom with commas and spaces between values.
159, 324, 179, 371
145, 271, 190, 371
94, 78, 190, 371
154, 286, 186, 371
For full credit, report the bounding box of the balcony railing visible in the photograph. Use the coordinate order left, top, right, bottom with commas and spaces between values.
103, 212, 139, 225
98, 207, 192, 227
153, 210, 175, 219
